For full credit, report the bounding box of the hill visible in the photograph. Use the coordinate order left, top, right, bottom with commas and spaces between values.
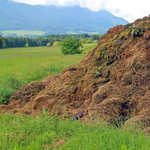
1, 15, 150, 129
0, 0, 128, 35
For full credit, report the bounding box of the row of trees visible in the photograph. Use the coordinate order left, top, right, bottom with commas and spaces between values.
0, 35, 3, 48
0, 34, 103, 49
2, 37, 52, 48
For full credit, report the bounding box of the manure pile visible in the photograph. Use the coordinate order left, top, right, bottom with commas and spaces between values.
1, 16, 150, 128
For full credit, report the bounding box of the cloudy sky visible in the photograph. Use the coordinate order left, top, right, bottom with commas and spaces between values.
11, 0, 150, 22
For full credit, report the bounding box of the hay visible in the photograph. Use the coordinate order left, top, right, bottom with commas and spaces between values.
1, 16, 150, 131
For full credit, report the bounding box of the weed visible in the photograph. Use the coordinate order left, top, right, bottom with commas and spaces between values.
113, 34, 118, 40
0, 86, 14, 104
93, 65, 105, 78
132, 28, 145, 38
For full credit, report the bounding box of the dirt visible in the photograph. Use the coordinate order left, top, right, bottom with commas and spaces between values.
1, 16, 150, 129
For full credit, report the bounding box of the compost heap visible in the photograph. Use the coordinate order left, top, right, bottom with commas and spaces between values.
1, 16, 150, 128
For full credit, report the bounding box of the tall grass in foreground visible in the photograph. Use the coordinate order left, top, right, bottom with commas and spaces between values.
0, 44, 96, 104
0, 112, 150, 150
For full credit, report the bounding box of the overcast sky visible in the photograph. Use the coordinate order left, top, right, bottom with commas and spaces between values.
11, 0, 150, 22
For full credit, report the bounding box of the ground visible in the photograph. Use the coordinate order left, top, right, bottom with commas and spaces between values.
1, 16, 150, 130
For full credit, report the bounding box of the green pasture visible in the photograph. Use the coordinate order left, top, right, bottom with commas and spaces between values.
2, 30, 47, 37
0, 44, 96, 104
0, 112, 150, 150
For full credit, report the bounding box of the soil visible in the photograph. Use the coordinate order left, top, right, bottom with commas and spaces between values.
1, 16, 150, 129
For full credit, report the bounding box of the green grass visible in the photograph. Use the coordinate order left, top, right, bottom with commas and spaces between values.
2, 30, 47, 37
0, 44, 96, 104
0, 112, 150, 150
1, 43, 150, 149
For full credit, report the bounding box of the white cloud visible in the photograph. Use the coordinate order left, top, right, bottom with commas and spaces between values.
10, 0, 150, 22
104, 0, 150, 22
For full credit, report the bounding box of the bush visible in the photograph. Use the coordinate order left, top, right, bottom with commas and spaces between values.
25, 43, 30, 47
60, 38, 83, 55
53, 41, 60, 46
46, 42, 51, 47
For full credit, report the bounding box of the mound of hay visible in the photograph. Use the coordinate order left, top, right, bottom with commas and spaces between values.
1, 15, 150, 129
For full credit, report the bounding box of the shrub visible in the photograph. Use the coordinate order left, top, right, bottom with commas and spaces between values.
60, 38, 83, 55
25, 43, 30, 47
53, 41, 60, 46
46, 42, 51, 47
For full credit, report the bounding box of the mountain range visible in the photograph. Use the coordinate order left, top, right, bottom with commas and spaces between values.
0, 0, 129, 35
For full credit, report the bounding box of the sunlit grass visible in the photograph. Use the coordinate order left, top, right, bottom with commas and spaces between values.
0, 112, 150, 150
0, 44, 96, 104
0, 44, 96, 78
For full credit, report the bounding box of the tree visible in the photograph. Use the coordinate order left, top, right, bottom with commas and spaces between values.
53, 41, 60, 46
91, 34, 100, 41
46, 42, 51, 47
60, 38, 83, 55
0, 35, 3, 48
25, 43, 30, 47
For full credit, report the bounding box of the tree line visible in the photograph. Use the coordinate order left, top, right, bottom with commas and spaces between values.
0, 34, 103, 49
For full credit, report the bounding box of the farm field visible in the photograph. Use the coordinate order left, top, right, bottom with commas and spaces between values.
0, 43, 96, 104
1, 30, 47, 37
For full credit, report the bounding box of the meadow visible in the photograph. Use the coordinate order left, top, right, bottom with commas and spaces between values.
0, 44, 96, 104
1, 44, 150, 149
2, 30, 47, 37
1, 111, 150, 150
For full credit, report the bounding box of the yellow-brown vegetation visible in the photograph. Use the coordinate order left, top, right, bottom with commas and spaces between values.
1, 15, 150, 130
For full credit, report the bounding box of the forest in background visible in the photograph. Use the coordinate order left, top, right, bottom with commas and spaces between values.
0, 34, 102, 49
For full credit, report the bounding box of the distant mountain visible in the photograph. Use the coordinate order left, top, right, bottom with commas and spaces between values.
0, 0, 129, 35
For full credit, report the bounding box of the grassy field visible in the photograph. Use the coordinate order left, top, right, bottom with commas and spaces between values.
2, 30, 47, 37
1, 43, 150, 149
0, 44, 96, 104
0, 112, 150, 150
